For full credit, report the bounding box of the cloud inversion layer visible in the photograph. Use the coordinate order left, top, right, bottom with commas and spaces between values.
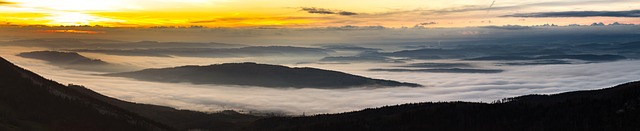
503, 10, 640, 17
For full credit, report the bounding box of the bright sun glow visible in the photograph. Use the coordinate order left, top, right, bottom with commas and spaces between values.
5, 0, 130, 26
1, 0, 638, 27
12, 0, 130, 11
45, 12, 120, 26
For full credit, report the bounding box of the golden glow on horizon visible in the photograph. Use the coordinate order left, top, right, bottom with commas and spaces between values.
46, 12, 123, 26
0, 0, 638, 27
13, 0, 131, 11
36, 29, 104, 34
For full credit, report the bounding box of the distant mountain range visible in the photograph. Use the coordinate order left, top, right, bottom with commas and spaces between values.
70, 46, 333, 58
18, 51, 110, 65
105, 62, 422, 89
2, 38, 246, 49
17, 51, 134, 72
1, 56, 639, 131
465, 54, 627, 61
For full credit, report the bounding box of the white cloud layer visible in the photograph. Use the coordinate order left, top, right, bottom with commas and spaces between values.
2, 46, 639, 115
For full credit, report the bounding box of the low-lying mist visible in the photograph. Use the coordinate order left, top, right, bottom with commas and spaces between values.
2, 46, 639, 115
2, 26, 640, 115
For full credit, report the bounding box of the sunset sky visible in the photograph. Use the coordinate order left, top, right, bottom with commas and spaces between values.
0, 0, 639, 27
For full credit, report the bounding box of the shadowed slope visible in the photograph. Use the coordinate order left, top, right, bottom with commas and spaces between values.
0, 57, 261, 131
0, 57, 172, 131
245, 81, 640, 131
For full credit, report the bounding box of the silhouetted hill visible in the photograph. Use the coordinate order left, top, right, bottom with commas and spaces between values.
369, 68, 504, 73
466, 54, 627, 61
71, 46, 333, 58
2, 38, 245, 49
397, 63, 473, 68
358, 40, 640, 62
18, 51, 109, 65
105, 63, 421, 88
465, 56, 534, 60
320, 56, 406, 63
17, 51, 134, 72
0, 56, 261, 131
536, 54, 627, 61
0, 57, 172, 131
245, 81, 640, 131
498, 59, 572, 66
321, 45, 382, 52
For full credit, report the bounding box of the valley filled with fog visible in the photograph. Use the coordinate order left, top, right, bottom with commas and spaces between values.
1, 26, 639, 115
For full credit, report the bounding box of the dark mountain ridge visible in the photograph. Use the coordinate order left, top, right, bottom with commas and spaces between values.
0, 56, 260, 131
70, 46, 333, 58
245, 81, 640, 131
0, 57, 172, 131
105, 62, 422, 88
2, 38, 245, 49
17, 51, 109, 65
466, 54, 627, 61
17, 51, 133, 72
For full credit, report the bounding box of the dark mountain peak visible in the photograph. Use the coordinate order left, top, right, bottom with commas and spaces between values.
240, 46, 335, 53
107, 62, 422, 88
21, 50, 79, 56
0, 56, 13, 67
0, 56, 174, 131
135, 40, 160, 44
211, 62, 277, 67
0, 57, 20, 76
242, 46, 318, 49
504, 81, 640, 104
1, 57, 261, 130
17, 50, 106, 64
17, 51, 134, 72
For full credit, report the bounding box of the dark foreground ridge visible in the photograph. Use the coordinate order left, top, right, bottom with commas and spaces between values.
0, 57, 259, 131
0, 57, 171, 130
245, 81, 640, 131
105, 62, 422, 89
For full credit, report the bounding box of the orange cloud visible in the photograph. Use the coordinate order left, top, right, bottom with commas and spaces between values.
0, 0, 15, 5
36, 29, 105, 34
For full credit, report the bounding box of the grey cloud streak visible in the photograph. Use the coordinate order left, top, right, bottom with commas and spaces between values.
300, 7, 358, 16
364, 0, 635, 18
189, 16, 320, 24
419, 22, 437, 25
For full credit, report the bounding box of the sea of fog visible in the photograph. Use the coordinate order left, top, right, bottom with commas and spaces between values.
2, 46, 639, 115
